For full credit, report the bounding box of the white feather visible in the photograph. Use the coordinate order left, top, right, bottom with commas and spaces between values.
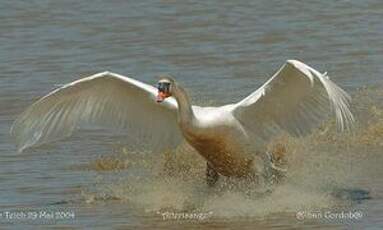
11, 72, 182, 152
231, 59, 354, 141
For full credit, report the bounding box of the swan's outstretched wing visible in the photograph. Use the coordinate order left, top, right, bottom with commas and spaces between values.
11, 72, 182, 152
232, 60, 354, 141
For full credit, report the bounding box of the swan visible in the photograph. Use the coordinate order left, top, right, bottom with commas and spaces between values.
11, 60, 354, 185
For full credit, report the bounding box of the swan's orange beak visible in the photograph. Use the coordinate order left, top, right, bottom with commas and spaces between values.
156, 91, 171, 103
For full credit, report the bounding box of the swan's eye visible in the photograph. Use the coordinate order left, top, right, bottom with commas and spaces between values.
157, 82, 171, 93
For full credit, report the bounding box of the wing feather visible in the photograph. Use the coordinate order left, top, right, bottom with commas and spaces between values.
11, 72, 181, 152
232, 60, 354, 141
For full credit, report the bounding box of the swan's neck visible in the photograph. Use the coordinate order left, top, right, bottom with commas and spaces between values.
173, 84, 195, 127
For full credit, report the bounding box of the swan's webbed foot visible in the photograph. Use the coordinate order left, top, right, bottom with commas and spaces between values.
206, 162, 219, 187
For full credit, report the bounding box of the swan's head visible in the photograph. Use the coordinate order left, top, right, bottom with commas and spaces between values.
156, 75, 175, 103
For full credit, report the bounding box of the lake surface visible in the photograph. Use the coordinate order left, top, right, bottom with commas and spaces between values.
1, 0, 382, 229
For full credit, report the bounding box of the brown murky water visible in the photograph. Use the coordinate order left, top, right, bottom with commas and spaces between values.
1, 0, 382, 229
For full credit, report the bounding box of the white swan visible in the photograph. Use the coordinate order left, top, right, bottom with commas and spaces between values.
11, 60, 354, 185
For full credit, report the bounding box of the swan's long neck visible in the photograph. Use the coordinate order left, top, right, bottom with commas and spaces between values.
173, 84, 195, 127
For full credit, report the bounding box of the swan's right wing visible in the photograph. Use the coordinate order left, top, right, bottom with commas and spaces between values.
11, 72, 182, 152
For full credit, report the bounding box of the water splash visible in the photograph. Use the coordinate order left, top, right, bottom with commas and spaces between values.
78, 87, 383, 218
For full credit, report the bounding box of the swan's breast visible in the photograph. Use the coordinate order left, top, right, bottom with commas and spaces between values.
184, 131, 253, 177
181, 107, 252, 177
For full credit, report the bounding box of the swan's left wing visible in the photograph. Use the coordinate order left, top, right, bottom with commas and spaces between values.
11, 72, 182, 152
232, 60, 354, 141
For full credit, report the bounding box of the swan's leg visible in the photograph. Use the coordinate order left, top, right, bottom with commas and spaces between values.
206, 162, 219, 186
263, 151, 287, 185
266, 151, 287, 174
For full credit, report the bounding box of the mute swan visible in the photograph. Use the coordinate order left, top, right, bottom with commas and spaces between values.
11, 60, 354, 185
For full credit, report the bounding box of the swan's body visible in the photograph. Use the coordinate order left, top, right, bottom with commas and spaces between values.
181, 105, 253, 177
11, 60, 354, 184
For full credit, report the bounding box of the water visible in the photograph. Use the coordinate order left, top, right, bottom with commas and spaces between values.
1, 0, 382, 229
